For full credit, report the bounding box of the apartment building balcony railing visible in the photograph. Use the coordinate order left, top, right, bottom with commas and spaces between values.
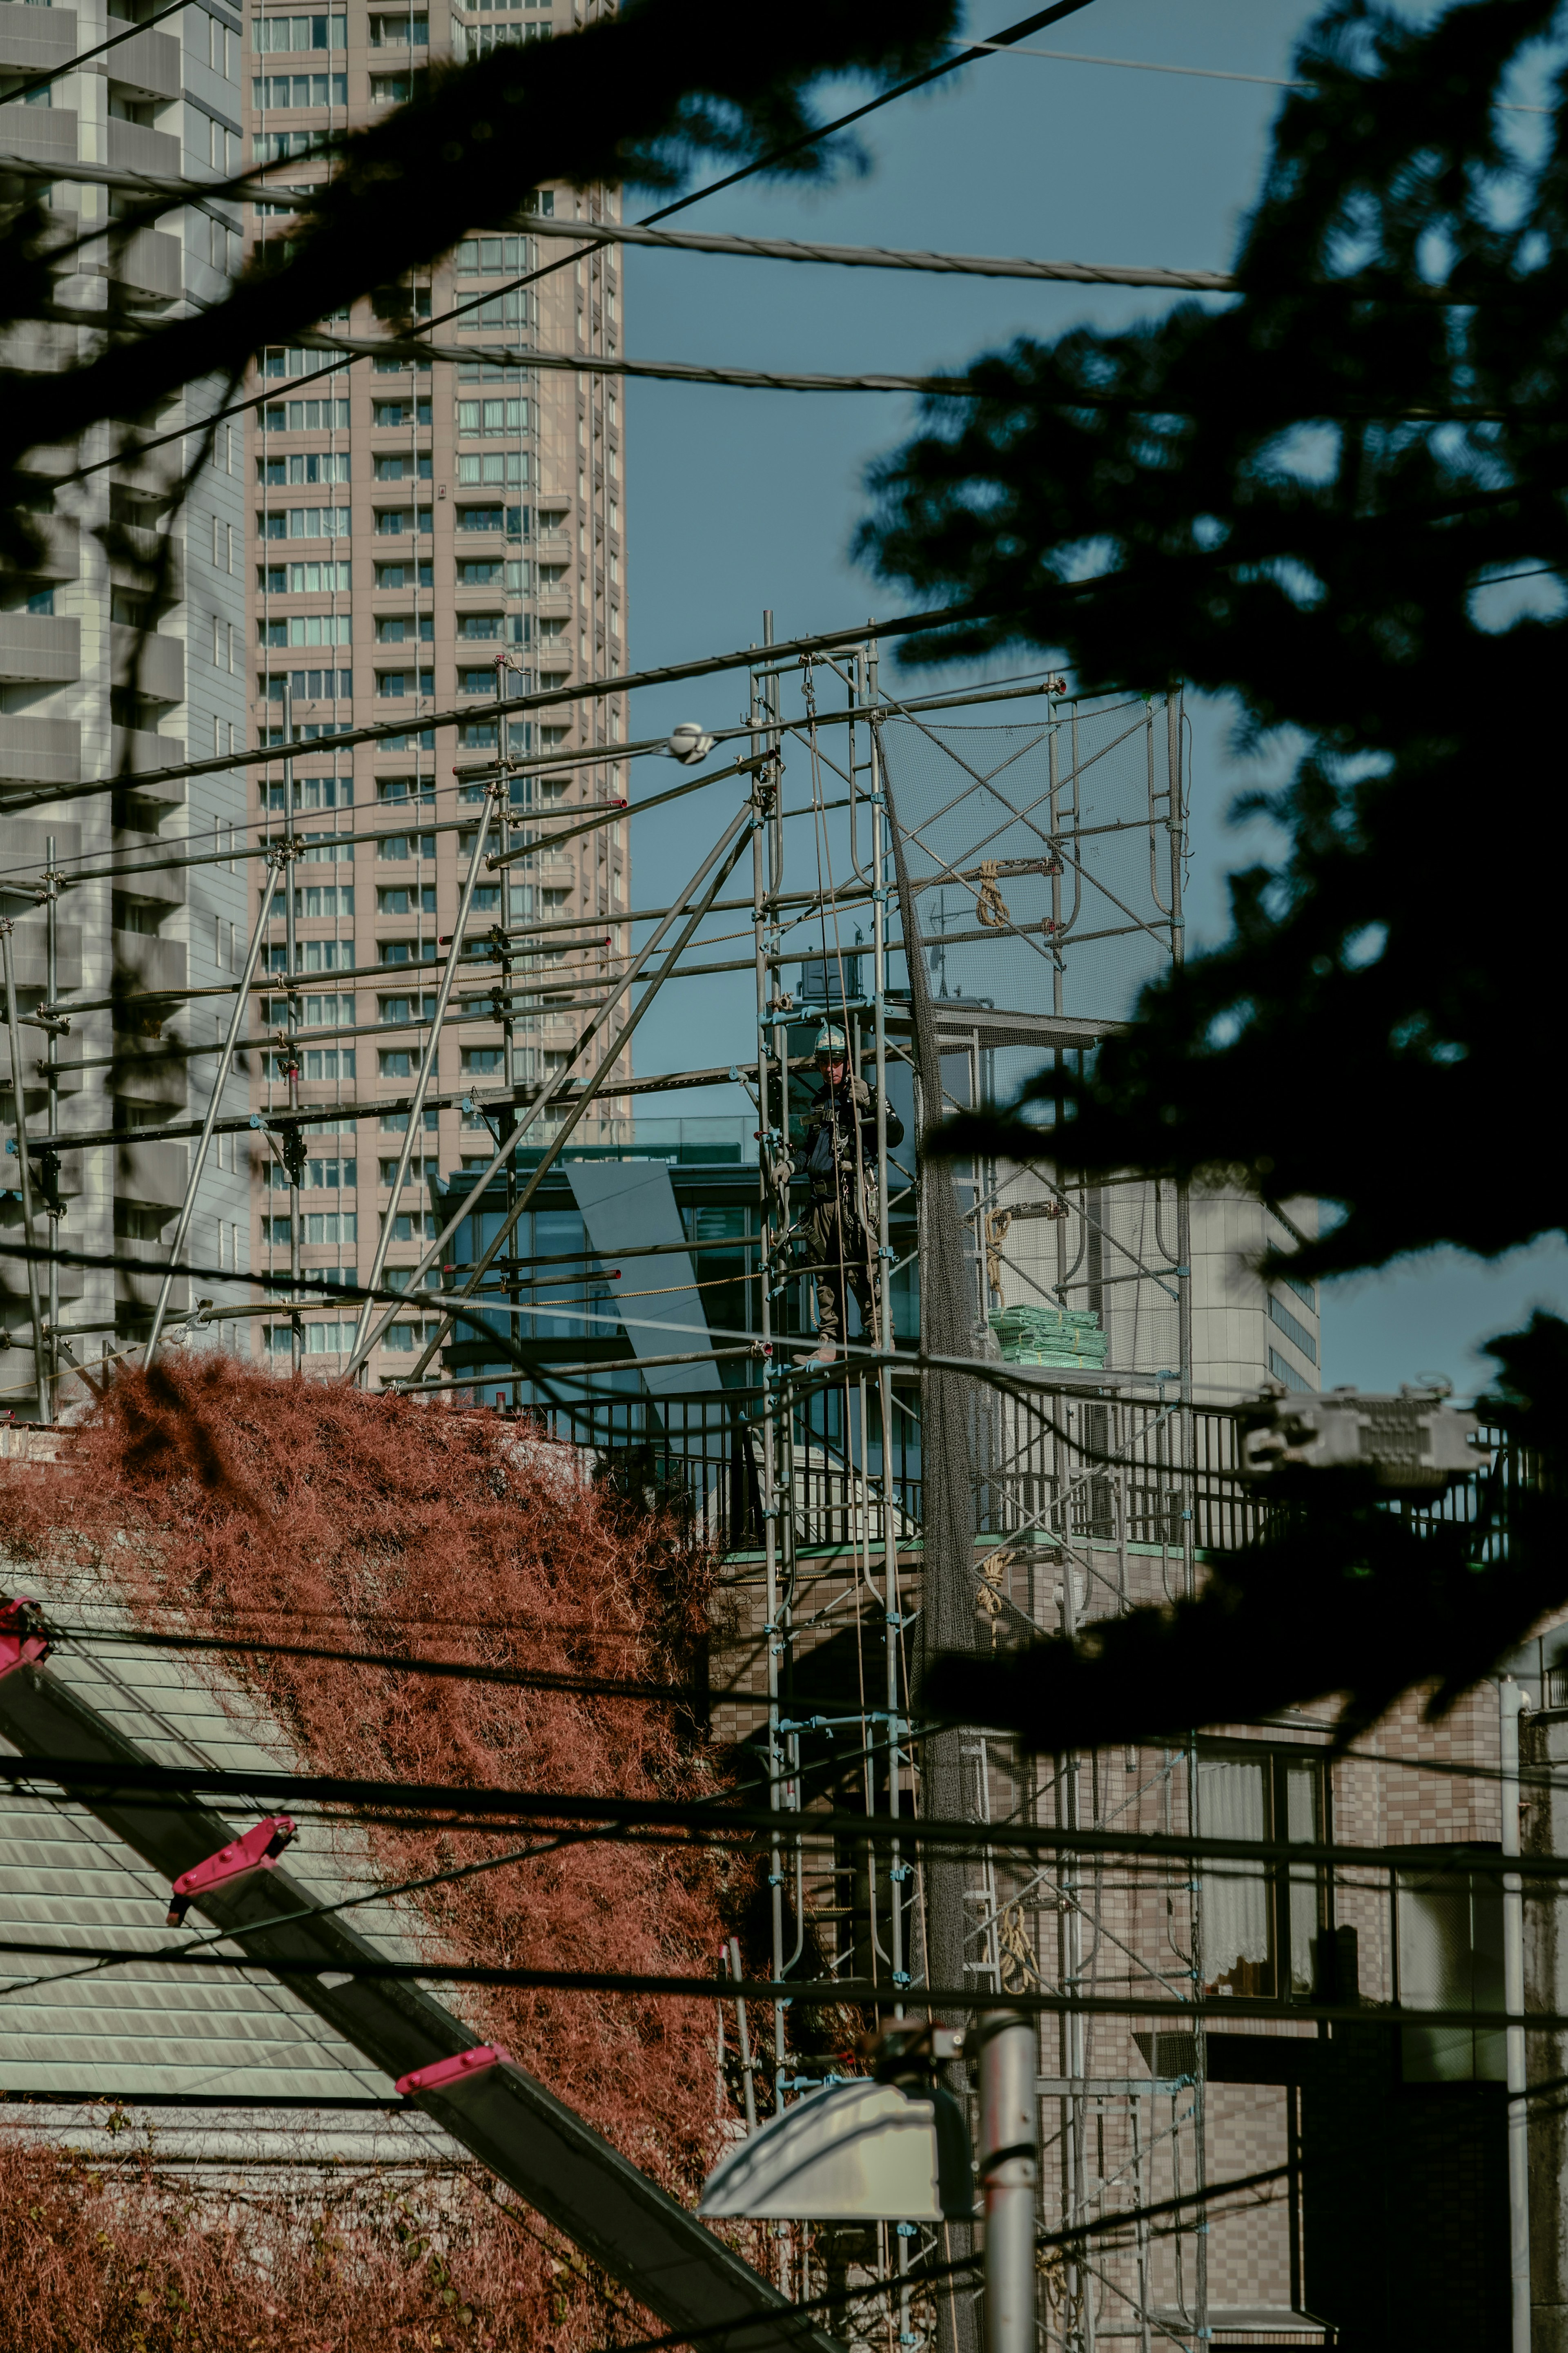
0, 103, 78, 166
0, 713, 79, 791
0, 612, 80, 686
105, 20, 181, 100
110, 625, 183, 704
113, 1234, 189, 1313
0, 4, 77, 75
109, 225, 183, 302
105, 115, 181, 180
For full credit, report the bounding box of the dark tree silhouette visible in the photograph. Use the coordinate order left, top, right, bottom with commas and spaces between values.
0, 0, 961, 566
854, 0, 1568, 1740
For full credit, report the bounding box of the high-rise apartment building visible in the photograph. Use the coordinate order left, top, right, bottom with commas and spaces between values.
1, 0, 251, 1414
241, 0, 629, 1381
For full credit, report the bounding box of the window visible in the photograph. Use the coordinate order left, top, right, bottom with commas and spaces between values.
380, 1155, 435, 1186
257, 451, 351, 486
373, 398, 432, 427
1197, 1744, 1327, 2001
457, 559, 506, 587
381, 1107, 440, 1133
375, 560, 433, 589
1269, 1347, 1312, 1394
290, 884, 354, 918
258, 614, 352, 647
461, 1047, 503, 1074
300, 776, 350, 808
263, 399, 351, 431
376, 838, 435, 864
369, 10, 428, 40
252, 14, 348, 51
1280, 1269, 1318, 1311
304, 1157, 356, 1189
1398, 1857, 1506, 2082
378, 992, 436, 1022
257, 505, 351, 540
374, 507, 433, 537
456, 452, 525, 487
456, 506, 505, 534
253, 71, 347, 105
263, 561, 352, 593
379, 940, 438, 965
381, 1212, 439, 1243
1268, 1294, 1317, 1366
456, 614, 504, 640
470, 885, 501, 913
379, 1048, 413, 1077
263, 1214, 294, 1247
375, 616, 433, 643
370, 71, 410, 101
376, 885, 436, 915
457, 398, 528, 436
374, 452, 432, 482
261, 667, 352, 700
383, 1318, 443, 1352
459, 667, 500, 694
376, 776, 434, 805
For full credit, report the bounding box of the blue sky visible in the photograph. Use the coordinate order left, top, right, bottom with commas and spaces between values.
613, 0, 1568, 1400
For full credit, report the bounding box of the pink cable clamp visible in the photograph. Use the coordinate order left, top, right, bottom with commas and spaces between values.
0, 1596, 51, 1682
396, 2044, 511, 2098
165, 1814, 297, 1927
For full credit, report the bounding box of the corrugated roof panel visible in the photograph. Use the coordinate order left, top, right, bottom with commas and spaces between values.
0, 1546, 464, 2110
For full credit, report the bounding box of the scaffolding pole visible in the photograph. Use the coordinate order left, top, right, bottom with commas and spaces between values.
145, 843, 291, 1365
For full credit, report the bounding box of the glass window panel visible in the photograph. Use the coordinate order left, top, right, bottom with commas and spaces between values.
1197, 1758, 1271, 1996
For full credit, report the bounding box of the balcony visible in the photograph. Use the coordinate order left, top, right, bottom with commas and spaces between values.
0, 918, 83, 997
111, 726, 185, 794
0, 714, 79, 791
110, 226, 182, 303
111, 624, 183, 704
114, 1234, 187, 1313
17, 514, 80, 587
105, 116, 180, 180
111, 930, 186, 1000
0, 103, 77, 167
0, 613, 80, 687
104, 19, 180, 100
118, 1137, 189, 1212
0, 6, 78, 74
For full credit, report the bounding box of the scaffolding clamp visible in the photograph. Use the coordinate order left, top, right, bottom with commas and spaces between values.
396, 2043, 511, 2098
165, 1814, 297, 1927
0, 1596, 51, 1682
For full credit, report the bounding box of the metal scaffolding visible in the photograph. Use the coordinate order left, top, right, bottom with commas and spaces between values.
4, 611, 1327, 2351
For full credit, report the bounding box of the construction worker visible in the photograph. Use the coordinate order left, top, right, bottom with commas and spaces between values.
797, 1022, 903, 1365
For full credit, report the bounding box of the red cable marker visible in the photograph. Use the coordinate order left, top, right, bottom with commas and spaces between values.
396, 2043, 511, 2098
0, 1596, 51, 1681
165, 1814, 297, 1927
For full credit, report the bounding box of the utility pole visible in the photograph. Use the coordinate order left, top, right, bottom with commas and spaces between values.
978, 2012, 1036, 2353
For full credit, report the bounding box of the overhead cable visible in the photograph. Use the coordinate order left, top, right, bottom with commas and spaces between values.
0, 1758, 1545, 1882
0, 1933, 1555, 2037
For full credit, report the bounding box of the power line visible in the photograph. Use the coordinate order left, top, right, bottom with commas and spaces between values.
966, 37, 1555, 114
634, 0, 1102, 225
0, 1757, 1547, 1883
0, 602, 973, 817
0, 1932, 1556, 2037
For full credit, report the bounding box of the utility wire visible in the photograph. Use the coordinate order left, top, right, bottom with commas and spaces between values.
0, 1758, 1550, 1883
0, 1931, 1557, 2036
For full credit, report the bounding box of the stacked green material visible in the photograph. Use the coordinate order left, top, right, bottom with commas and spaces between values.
989, 1304, 1107, 1367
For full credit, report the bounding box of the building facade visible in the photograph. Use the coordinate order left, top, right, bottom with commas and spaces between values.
1, 0, 251, 1413
240, 0, 630, 1379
